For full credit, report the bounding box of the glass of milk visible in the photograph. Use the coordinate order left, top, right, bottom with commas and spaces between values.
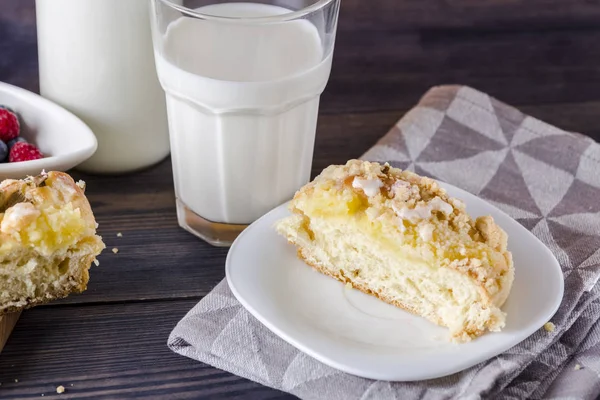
150, 0, 340, 246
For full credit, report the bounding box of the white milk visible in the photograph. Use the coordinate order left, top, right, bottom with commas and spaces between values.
36, 0, 169, 173
154, 3, 332, 224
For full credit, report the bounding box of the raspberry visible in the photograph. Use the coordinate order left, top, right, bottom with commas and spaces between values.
9, 142, 43, 163
0, 108, 20, 142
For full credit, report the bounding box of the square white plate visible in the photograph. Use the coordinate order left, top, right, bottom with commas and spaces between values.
225, 182, 564, 381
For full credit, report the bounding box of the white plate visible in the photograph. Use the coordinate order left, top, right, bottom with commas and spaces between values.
0, 81, 97, 179
226, 182, 564, 381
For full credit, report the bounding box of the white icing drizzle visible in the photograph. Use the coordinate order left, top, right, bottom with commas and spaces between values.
429, 197, 454, 215
393, 196, 453, 223
396, 218, 406, 232
352, 177, 383, 197
418, 223, 435, 241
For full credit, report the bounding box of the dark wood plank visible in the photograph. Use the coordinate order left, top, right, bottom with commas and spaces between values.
0, 312, 20, 353
0, 300, 295, 399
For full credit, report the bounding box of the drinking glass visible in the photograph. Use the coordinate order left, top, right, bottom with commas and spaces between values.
150, 0, 341, 246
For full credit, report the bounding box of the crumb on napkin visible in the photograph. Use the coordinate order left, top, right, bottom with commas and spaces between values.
544, 322, 555, 332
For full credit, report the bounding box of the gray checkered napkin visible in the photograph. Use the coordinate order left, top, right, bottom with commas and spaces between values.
169, 86, 600, 400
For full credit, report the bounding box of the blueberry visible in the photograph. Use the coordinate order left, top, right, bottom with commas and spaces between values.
0, 140, 8, 163
7, 136, 26, 150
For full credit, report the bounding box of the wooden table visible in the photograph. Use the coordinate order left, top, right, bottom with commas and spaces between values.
2, 0, 600, 398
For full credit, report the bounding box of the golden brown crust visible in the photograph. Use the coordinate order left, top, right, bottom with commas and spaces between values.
0, 172, 95, 240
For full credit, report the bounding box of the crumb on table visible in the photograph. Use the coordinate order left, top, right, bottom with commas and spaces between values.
56, 385, 65, 394
93, 259, 100, 266
575, 364, 582, 370
117, 232, 123, 237
112, 248, 119, 254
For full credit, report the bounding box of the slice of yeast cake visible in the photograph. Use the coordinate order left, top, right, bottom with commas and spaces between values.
276, 160, 514, 342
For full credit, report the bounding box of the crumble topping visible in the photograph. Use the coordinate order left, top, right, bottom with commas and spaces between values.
293, 160, 512, 294
393, 196, 453, 223
352, 177, 383, 197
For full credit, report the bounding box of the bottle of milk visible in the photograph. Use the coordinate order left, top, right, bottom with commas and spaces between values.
36, 0, 170, 174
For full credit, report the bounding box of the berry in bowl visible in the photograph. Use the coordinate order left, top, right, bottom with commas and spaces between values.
0, 106, 44, 163
0, 81, 97, 180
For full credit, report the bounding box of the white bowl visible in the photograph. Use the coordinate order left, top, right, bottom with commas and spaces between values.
0, 81, 97, 180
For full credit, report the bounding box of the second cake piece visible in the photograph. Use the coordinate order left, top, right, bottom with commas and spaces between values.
276, 160, 514, 342
0, 172, 105, 314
